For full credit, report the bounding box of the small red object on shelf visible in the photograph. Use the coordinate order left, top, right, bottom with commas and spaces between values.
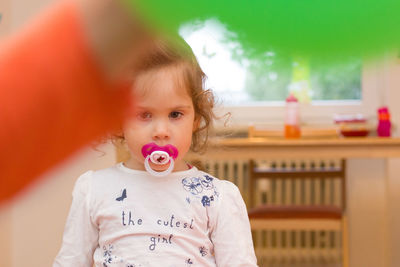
377, 106, 391, 137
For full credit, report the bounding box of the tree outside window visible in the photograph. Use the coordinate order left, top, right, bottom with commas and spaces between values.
181, 19, 361, 105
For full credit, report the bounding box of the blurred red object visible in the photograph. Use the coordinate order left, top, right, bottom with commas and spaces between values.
334, 114, 370, 137
377, 107, 391, 137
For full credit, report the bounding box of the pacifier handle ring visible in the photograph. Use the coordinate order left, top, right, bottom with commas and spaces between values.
144, 155, 175, 177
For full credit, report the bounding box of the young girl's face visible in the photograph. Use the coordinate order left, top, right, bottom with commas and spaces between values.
123, 66, 197, 172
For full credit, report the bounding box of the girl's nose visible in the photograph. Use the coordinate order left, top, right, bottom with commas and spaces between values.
152, 120, 170, 140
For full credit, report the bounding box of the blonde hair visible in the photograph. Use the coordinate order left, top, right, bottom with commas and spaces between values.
127, 36, 216, 153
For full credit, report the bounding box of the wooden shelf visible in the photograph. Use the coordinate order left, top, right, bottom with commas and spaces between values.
187, 137, 400, 159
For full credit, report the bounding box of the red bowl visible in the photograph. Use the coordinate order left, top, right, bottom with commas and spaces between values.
340, 129, 369, 137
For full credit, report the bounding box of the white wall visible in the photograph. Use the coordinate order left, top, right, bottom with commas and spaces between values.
345, 53, 400, 267
10, 0, 54, 32
0, 0, 11, 37
7, 144, 116, 267
382, 54, 400, 267
347, 158, 388, 266
0, 205, 12, 267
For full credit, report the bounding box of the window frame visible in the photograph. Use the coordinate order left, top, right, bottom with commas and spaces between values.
214, 61, 382, 128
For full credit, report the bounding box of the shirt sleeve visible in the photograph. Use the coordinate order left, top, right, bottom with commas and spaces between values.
0, 0, 130, 203
209, 181, 258, 266
53, 171, 99, 267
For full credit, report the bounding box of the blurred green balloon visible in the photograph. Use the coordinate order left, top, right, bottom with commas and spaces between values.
126, 0, 400, 60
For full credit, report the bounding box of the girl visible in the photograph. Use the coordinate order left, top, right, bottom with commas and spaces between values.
54, 37, 257, 267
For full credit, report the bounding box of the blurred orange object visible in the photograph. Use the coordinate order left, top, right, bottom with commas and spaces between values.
284, 94, 301, 138
0, 1, 130, 203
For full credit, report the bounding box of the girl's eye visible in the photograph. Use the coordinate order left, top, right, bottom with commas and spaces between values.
169, 111, 183, 119
138, 112, 151, 120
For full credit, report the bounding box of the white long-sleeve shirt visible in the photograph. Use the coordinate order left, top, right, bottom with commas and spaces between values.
54, 163, 257, 267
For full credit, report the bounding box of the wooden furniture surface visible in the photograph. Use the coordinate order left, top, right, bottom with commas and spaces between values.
248, 159, 348, 267
186, 137, 400, 160
248, 159, 346, 210
117, 137, 400, 162
248, 125, 339, 139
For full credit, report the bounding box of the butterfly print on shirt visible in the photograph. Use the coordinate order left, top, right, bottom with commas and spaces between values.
116, 188, 127, 201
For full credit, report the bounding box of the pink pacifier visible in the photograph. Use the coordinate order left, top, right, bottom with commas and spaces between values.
141, 143, 179, 177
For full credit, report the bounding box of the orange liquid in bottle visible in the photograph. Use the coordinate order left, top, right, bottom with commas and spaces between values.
284, 124, 301, 138
285, 94, 301, 138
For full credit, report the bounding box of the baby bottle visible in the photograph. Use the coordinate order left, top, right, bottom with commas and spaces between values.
284, 93, 301, 138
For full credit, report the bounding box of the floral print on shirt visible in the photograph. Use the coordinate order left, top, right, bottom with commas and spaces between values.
182, 175, 219, 207
103, 244, 116, 266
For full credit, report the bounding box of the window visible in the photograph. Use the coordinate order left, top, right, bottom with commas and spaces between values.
180, 19, 380, 127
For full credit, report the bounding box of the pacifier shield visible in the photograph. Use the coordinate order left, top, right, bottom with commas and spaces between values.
141, 143, 179, 159
141, 143, 179, 177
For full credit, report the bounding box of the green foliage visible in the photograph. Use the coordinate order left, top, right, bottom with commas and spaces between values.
240, 53, 361, 102
244, 52, 292, 101
310, 58, 362, 100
